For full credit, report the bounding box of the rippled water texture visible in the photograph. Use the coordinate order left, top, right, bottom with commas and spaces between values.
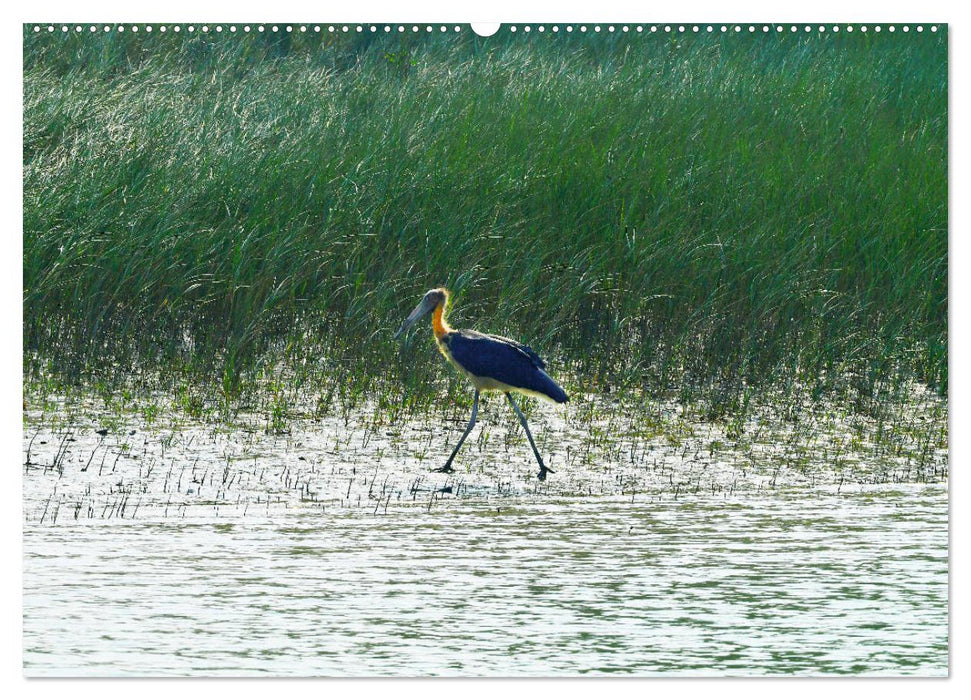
24, 489, 947, 676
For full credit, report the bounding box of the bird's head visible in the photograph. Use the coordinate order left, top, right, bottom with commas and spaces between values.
394, 288, 449, 338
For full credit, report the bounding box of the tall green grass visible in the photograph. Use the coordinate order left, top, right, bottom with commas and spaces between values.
23, 27, 947, 409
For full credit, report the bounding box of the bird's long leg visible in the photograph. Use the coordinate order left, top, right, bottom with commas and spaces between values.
505, 392, 553, 481
435, 390, 479, 474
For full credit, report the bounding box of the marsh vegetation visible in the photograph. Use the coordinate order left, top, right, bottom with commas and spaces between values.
24, 27, 947, 415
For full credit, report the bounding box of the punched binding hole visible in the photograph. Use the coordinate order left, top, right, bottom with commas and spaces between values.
471, 23, 500, 37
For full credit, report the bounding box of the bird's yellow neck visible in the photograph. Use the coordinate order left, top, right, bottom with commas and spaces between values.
432, 302, 452, 340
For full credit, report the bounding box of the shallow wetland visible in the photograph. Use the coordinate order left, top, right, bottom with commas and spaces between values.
23, 387, 948, 675
22, 25, 949, 677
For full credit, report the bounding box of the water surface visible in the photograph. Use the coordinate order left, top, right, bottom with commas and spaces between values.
23, 488, 947, 676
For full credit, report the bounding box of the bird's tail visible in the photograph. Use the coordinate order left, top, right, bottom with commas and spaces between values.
536, 370, 569, 404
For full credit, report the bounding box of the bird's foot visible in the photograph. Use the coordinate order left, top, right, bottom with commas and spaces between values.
537, 465, 554, 481
433, 464, 455, 474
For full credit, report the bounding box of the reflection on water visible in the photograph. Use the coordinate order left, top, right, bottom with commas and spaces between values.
23, 488, 947, 676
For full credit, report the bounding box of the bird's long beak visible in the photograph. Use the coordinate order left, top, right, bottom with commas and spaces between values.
394, 296, 437, 339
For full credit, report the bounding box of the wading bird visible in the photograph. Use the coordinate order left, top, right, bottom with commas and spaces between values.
395, 288, 568, 480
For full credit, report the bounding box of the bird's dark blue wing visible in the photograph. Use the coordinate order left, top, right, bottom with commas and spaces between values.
479, 333, 546, 369
445, 330, 567, 403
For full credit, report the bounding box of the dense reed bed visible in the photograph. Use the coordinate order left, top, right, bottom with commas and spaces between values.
23, 26, 947, 413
